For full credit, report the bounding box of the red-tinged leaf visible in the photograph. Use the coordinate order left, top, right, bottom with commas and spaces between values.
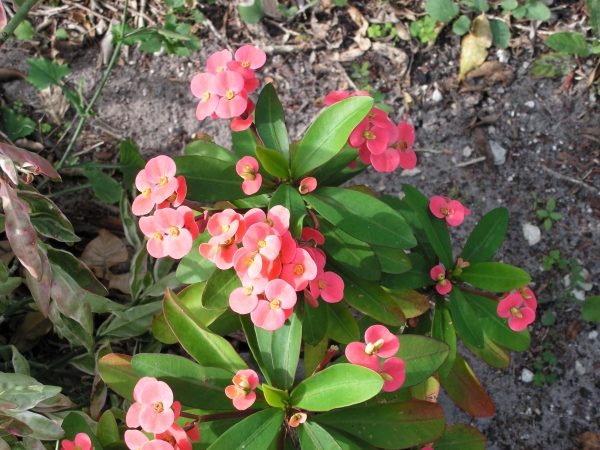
462, 333, 511, 369
24, 247, 52, 316
433, 423, 486, 449
0, 142, 61, 181
386, 288, 430, 318
98, 354, 139, 402
439, 353, 496, 418
0, 0, 7, 30
0, 181, 42, 280
0, 154, 18, 184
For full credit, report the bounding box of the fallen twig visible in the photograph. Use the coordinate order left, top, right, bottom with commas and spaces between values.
455, 156, 486, 168
541, 164, 598, 195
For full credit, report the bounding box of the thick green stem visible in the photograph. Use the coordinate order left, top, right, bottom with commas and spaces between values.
0, 0, 36, 50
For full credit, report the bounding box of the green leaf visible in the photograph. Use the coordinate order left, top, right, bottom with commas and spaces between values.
297, 421, 344, 450
450, 288, 484, 348
118, 139, 145, 188
26, 58, 71, 90
185, 141, 238, 162
550, 212, 562, 220
303, 301, 328, 345
501, 0, 518, 11
292, 97, 373, 178
463, 332, 511, 368
461, 0, 489, 12
319, 426, 378, 450
396, 334, 450, 387
304, 337, 329, 378
402, 185, 453, 268
132, 353, 237, 410
326, 301, 359, 344
45, 247, 106, 296
119, 191, 143, 250
98, 354, 138, 402
14, 20, 35, 39
0, 384, 61, 412
531, 52, 575, 78
306, 187, 415, 249
232, 127, 259, 159
313, 401, 446, 448
163, 288, 246, 372
262, 384, 290, 408
202, 267, 242, 310
97, 410, 119, 447
320, 219, 381, 281
30, 212, 80, 243
381, 253, 435, 290
291, 364, 383, 411
582, 296, 600, 322
209, 410, 284, 450
541, 310, 556, 326
432, 297, 456, 377
490, 19, 511, 48
0, 107, 36, 141
98, 301, 161, 338
84, 168, 123, 204
425, 0, 459, 22
456, 262, 531, 292
546, 32, 590, 57
461, 208, 508, 266
241, 314, 273, 385
176, 230, 216, 284
256, 83, 290, 162
269, 184, 306, 238
255, 146, 290, 179
546, 197, 555, 212
433, 423, 486, 449
370, 244, 411, 275
453, 15, 471, 36
309, 145, 358, 186
588, 0, 600, 37
525, 0, 551, 21
61, 412, 103, 449
463, 291, 530, 351
239, 0, 265, 24
439, 353, 496, 417
386, 288, 430, 319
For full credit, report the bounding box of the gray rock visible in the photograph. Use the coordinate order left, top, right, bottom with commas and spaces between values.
489, 140, 507, 165
522, 223, 541, 246
521, 368, 534, 383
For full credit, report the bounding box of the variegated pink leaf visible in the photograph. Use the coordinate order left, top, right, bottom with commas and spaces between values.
0, 153, 19, 185
25, 246, 52, 315
0, 142, 61, 181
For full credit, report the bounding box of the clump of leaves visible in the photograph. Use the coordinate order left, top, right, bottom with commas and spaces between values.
536, 197, 562, 231
367, 22, 398, 40
350, 61, 390, 112
542, 249, 567, 272
410, 16, 438, 43
533, 349, 558, 386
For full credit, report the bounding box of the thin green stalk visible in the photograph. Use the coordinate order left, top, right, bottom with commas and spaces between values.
46, 182, 92, 198
0, 297, 33, 325
0, 0, 36, 50
46, 347, 87, 371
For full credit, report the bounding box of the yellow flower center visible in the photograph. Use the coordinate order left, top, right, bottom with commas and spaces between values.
74, 447, 82, 450
510, 307, 523, 318
167, 192, 177, 203
142, 187, 151, 197
518, 287, 531, 299
216, 66, 225, 72
398, 140, 408, 152
270, 298, 281, 310
169, 226, 180, 237
299, 184, 308, 194
225, 90, 235, 100
202, 92, 211, 102
294, 264, 304, 275
163, 435, 177, 446
153, 401, 164, 413
244, 285, 254, 296
222, 237, 235, 247
241, 61, 250, 68
363, 130, 375, 140
318, 279, 327, 290
159, 175, 168, 186
153, 232, 163, 241
440, 207, 454, 217
364, 338, 385, 355
258, 240, 267, 248
438, 279, 447, 286
379, 372, 393, 382
221, 224, 230, 233
265, 218, 274, 227
246, 256, 255, 265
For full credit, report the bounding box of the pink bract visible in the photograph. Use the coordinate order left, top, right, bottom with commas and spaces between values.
429, 196, 470, 227
207, 211, 240, 240
155, 423, 192, 450
364, 325, 400, 358
225, 369, 259, 410
125, 430, 174, 450
190, 73, 219, 121
518, 286, 537, 310
199, 235, 238, 270
213, 71, 247, 118
301, 227, 325, 245
430, 264, 452, 295
497, 293, 536, 332
206, 49, 232, 74
235, 45, 267, 69
323, 90, 350, 106
380, 357, 406, 392
280, 248, 318, 291
310, 271, 344, 303
236, 156, 262, 195
345, 342, 379, 371
231, 114, 253, 131
289, 412, 307, 428
61, 433, 92, 450
266, 205, 291, 235
145, 156, 179, 205
243, 223, 282, 261
346, 325, 399, 371
138, 379, 175, 434
371, 148, 400, 173
132, 171, 155, 216
299, 177, 317, 194
251, 279, 297, 330
229, 286, 259, 315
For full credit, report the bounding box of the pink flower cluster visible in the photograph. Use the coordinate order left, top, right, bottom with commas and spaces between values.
497, 286, 537, 332
429, 195, 470, 227
199, 206, 344, 330
190, 46, 266, 131
61, 433, 92, 450
324, 91, 417, 173
345, 325, 406, 392
225, 369, 259, 410
125, 377, 199, 450
132, 156, 201, 260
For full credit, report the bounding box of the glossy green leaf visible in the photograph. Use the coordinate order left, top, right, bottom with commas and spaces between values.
309, 145, 358, 186
385, 288, 430, 318
292, 97, 373, 178
132, 354, 236, 410
439, 353, 496, 417
241, 315, 272, 385
313, 400, 446, 449
462, 291, 530, 351
318, 159, 369, 188
262, 384, 290, 408
490, 19, 510, 49
452, 15, 471, 36
456, 262, 531, 292
546, 31, 590, 57
463, 332, 511, 368
254, 146, 289, 181
98, 354, 138, 402
269, 183, 306, 238
432, 297, 456, 377
402, 185, 453, 268
450, 288, 484, 348
61, 412, 103, 448
46, 247, 108, 296
84, 168, 123, 204
185, 141, 238, 162
202, 267, 242, 310
231, 127, 259, 159
0, 277, 22, 296
306, 187, 415, 249
97, 410, 119, 447
425, 0, 459, 22
130, 246, 148, 302
320, 220, 380, 281
461, 207, 508, 264
18, 190, 73, 232
118, 139, 145, 189
381, 253, 435, 290
30, 212, 80, 243
410, 377, 440, 403
176, 230, 216, 284
303, 302, 328, 345
10, 346, 29, 376
304, 337, 329, 379
256, 83, 290, 162
320, 426, 378, 450
207, 408, 284, 450
163, 288, 246, 373
371, 244, 411, 275
433, 423, 486, 449
207, 308, 241, 336
0, 385, 60, 412
395, 335, 450, 387
297, 421, 344, 450
291, 364, 383, 411
98, 301, 161, 339
119, 191, 143, 249
326, 302, 360, 344
49, 264, 94, 333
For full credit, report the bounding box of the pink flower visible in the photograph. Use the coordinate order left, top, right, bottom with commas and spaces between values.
176, 206, 199, 240
132, 171, 156, 216
243, 206, 290, 235
280, 248, 318, 291
207, 210, 243, 241
371, 147, 400, 172
288, 412, 307, 428
396, 122, 417, 170
251, 279, 297, 330
227, 45, 267, 78
236, 156, 262, 195
299, 177, 317, 194
229, 276, 268, 315
429, 196, 470, 227
125, 430, 173, 450
430, 265, 452, 295
309, 271, 344, 303
301, 227, 324, 245
225, 369, 259, 410
155, 423, 193, 450
213, 71, 248, 118
190, 73, 219, 121
243, 223, 282, 261
322, 90, 370, 106
199, 235, 238, 269
137, 379, 177, 434
126, 376, 157, 428
517, 286, 537, 310
157, 176, 187, 210
234, 247, 265, 279
139, 209, 193, 260
379, 357, 406, 392
206, 49, 232, 74
231, 114, 254, 132
349, 119, 390, 155
144, 156, 179, 205
61, 433, 92, 450
345, 325, 400, 371
497, 293, 535, 332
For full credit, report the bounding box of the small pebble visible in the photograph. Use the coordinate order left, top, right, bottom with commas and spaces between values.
525, 101, 535, 108
432, 89, 443, 103
463, 146, 473, 158
575, 360, 586, 376
588, 330, 598, 340
522, 223, 541, 246
490, 140, 507, 165
497, 49, 510, 64
521, 368, 534, 383
400, 168, 422, 177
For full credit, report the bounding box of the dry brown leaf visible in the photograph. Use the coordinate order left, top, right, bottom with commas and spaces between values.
372, 42, 408, 68
467, 61, 514, 85
106, 271, 132, 294
81, 229, 128, 279
11, 312, 53, 353
458, 14, 492, 82
0, 68, 26, 83
395, 22, 411, 41
565, 319, 582, 343
403, 91, 414, 112
573, 432, 600, 450
40, 85, 70, 125
14, 139, 44, 152
325, 47, 366, 62
472, 127, 495, 171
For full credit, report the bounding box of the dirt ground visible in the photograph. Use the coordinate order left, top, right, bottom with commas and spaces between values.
1, 0, 599, 448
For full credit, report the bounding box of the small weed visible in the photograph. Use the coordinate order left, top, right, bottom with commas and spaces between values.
536, 197, 562, 231
533, 350, 558, 386
410, 16, 437, 44
367, 23, 398, 40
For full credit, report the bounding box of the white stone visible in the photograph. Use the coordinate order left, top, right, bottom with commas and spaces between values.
497, 49, 510, 64
522, 223, 541, 246
575, 360, 586, 376
572, 289, 586, 301
521, 368, 534, 383
525, 101, 535, 108
463, 146, 473, 158
400, 168, 422, 177
490, 140, 507, 165
588, 330, 598, 340
432, 89, 443, 103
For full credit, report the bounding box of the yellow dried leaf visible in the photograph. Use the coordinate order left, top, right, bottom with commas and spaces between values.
458, 14, 492, 82
81, 229, 128, 279
12, 312, 53, 353
107, 271, 132, 294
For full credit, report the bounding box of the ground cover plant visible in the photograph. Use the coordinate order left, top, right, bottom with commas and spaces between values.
0, 0, 599, 449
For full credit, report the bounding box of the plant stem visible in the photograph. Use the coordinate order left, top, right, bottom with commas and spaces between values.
458, 285, 501, 302
312, 346, 338, 375
196, 410, 257, 423
46, 347, 87, 371
182, 199, 206, 213
46, 182, 93, 198
0, 0, 36, 50
0, 297, 33, 325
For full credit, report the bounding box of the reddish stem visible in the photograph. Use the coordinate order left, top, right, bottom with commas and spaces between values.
312, 346, 338, 375
181, 199, 206, 213
239, 110, 265, 148
198, 410, 258, 423
458, 285, 502, 302
307, 209, 320, 231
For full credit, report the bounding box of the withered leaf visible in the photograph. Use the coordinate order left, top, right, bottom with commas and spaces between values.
458, 14, 492, 82
81, 229, 128, 279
